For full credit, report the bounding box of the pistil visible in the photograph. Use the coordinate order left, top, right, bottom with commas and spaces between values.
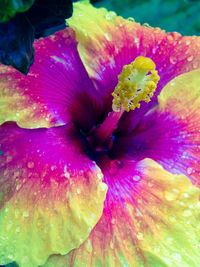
91, 56, 160, 147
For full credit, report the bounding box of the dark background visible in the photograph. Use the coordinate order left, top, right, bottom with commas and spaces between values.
92, 0, 200, 35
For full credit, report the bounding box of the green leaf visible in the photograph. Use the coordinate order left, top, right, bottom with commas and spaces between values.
0, 0, 34, 22
0, 0, 73, 73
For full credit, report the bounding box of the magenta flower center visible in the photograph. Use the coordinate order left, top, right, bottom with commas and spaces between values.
77, 56, 159, 164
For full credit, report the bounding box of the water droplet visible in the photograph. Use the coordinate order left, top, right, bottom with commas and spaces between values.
97, 172, 103, 180
164, 190, 179, 201
185, 40, 191, 46
152, 47, 157, 54
110, 240, 114, 249
187, 55, 194, 62
181, 151, 188, 159
79, 170, 84, 175
134, 37, 139, 47
136, 233, 144, 240
169, 56, 177, 64
77, 188, 81, 194
64, 165, 70, 178
105, 11, 116, 21
172, 252, 182, 262
183, 193, 189, 198
166, 236, 173, 244
16, 227, 20, 233
186, 167, 193, 175
15, 209, 20, 217
51, 165, 57, 171
6, 155, 12, 163
27, 161, 34, 169
136, 209, 143, 217
128, 17, 135, 22
147, 181, 153, 188
105, 32, 112, 41
167, 35, 174, 42
183, 209, 192, 217
23, 211, 29, 218
85, 240, 93, 253
111, 218, 116, 224
192, 61, 199, 68
100, 183, 107, 191
132, 175, 141, 182
16, 183, 21, 191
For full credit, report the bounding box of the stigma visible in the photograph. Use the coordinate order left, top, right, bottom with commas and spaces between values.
112, 56, 160, 112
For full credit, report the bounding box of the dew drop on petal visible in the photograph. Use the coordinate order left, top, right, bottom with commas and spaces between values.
187, 55, 194, 62
85, 240, 93, 253
99, 183, 107, 192
104, 32, 112, 41
7, 254, 14, 260
110, 240, 114, 249
76, 188, 81, 194
185, 40, 191, 46
136, 232, 144, 240
132, 175, 141, 182
97, 171, 103, 180
64, 165, 70, 178
172, 253, 182, 262
183, 193, 189, 198
50, 165, 57, 171
27, 161, 34, 169
192, 61, 199, 68
6, 156, 12, 163
16, 183, 21, 191
186, 167, 193, 175
22, 211, 29, 218
167, 35, 174, 42
16, 227, 20, 233
169, 55, 177, 64
105, 11, 116, 21
164, 189, 179, 201
111, 218, 116, 225
152, 47, 156, 54
183, 209, 192, 217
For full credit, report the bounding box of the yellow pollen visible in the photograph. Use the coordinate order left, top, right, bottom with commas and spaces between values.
112, 56, 160, 112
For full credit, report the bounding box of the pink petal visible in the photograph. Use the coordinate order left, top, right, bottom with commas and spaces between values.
68, 3, 200, 129
114, 69, 200, 187
43, 158, 200, 267
0, 122, 107, 266
0, 28, 102, 130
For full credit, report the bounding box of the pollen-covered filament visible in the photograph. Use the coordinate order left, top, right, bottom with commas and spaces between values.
112, 56, 160, 112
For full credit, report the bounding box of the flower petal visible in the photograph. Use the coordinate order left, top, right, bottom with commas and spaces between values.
68, 2, 200, 127
0, 27, 102, 130
0, 122, 107, 267
115, 69, 200, 186
42, 158, 200, 267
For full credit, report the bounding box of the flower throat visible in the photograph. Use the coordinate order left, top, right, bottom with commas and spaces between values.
89, 56, 160, 148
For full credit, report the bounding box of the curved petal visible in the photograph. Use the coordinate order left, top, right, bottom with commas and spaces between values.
43, 159, 200, 267
0, 122, 107, 267
114, 69, 200, 186
68, 2, 200, 129
0, 27, 102, 131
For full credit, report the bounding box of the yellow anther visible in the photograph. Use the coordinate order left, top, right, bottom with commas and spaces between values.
133, 56, 156, 71
112, 56, 160, 112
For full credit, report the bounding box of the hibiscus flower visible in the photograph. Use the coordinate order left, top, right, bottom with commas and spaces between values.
0, 2, 200, 267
